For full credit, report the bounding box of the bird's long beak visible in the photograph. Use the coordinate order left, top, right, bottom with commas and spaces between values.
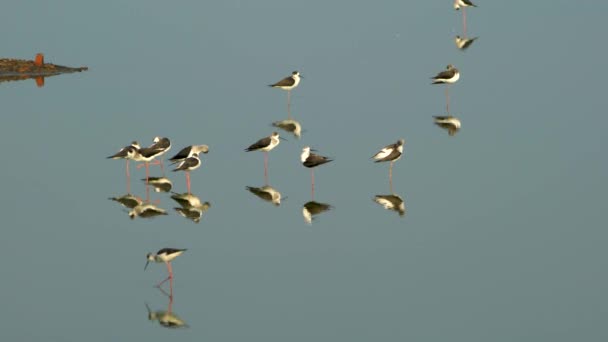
310, 148, 318, 152
279, 137, 288, 141
144, 260, 150, 271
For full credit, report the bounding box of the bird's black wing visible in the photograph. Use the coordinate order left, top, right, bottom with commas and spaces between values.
169, 146, 193, 162
269, 76, 295, 87
245, 136, 271, 151
157, 248, 187, 255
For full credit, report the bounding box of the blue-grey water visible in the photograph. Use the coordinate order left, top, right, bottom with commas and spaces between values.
2, 1, 607, 341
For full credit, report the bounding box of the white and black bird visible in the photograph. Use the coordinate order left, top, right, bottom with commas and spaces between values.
149, 136, 171, 173
145, 248, 187, 288
172, 152, 201, 194
107, 141, 140, 160
455, 35, 478, 50
246, 132, 284, 182
134, 140, 169, 183
269, 71, 302, 118
454, 0, 477, 10
150, 136, 171, 156
432, 64, 460, 114
433, 116, 462, 136
372, 139, 405, 184
272, 119, 302, 139
129, 203, 168, 220
107, 141, 140, 186
169, 144, 209, 164
301, 146, 333, 198
454, 0, 477, 37
432, 64, 460, 84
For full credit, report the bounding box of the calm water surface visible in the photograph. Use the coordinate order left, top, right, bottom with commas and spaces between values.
1, 1, 607, 341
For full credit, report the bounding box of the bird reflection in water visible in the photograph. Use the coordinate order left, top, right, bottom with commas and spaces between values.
145, 287, 189, 329
109, 193, 143, 209
246, 185, 283, 206
144, 177, 173, 193
302, 201, 333, 225
373, 194, 406, 217
455, 36, 478, 51
433, 116, 462, 136
171, 192, 211, 223
272, 119, 302, 139
129, 203, 168, 220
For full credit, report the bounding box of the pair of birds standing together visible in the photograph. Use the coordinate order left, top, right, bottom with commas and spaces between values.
108, 137, 210, 194
243, 130, 333, 196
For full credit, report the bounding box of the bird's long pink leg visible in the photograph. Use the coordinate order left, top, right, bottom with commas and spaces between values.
168, 293, 174, 313
463, 8, 467, 38
157, 262, 174, 287
389, 161, 393, 186
311, 169, 315, 200
264, 152, 269, 185
126, 160, 131, 193
287, 90, 292, 119
146, 162, 150, 184
446, 84, 450, 114
145, 183, 151, 203
186, 171, 191, 194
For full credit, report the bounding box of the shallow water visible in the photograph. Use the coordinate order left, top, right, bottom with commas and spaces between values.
1, 1, 607, 341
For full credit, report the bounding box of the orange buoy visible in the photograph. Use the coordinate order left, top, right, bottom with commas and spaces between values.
34, 53, 44, 66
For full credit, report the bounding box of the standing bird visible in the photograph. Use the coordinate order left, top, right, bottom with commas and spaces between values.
372, 139, 405, 186
135, 139, 170, 183
454, 0, 477, 37
172, 152, 201, 194
107, 141, 140, 192
301, 146, 333, 199
149, 136, 171, 173
245, 132, 284, 184
433, 116, 462, 136
431, 64, 460, 114
269, 71, 302, 119
145, 248, 187, 288
169, 144, 209, 164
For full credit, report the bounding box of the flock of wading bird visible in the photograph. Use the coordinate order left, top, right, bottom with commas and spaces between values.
107, 1, 479, 302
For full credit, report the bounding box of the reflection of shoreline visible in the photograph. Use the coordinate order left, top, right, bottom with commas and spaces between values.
1, 54, 88, 87
374, 194, 406, 217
